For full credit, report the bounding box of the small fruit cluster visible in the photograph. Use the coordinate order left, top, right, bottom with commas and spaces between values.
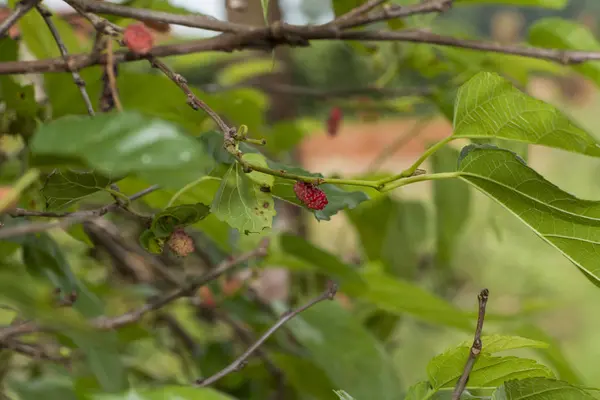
293, 181, 328, 210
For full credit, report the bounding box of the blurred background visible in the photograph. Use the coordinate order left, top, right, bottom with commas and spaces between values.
3, 0, 600, 395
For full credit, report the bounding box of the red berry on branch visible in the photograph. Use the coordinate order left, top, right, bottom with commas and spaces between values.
293, 181, 328, 210
123, 23, 154, 55
326, 107, 343, 137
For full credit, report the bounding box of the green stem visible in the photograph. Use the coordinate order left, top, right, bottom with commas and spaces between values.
377, 136, 454, 185
243, 138, 267, 146
240, 160, 381, 189
0, 169, 40, 213
166, 176, 219, 208
381, 172, 459, 192
104, 188, 131, 206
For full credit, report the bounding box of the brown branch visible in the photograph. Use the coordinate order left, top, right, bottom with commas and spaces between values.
64, 0, 252, 33
146, 56, 232, 135
451, 288, 489, 400
195, 281, 338, 388
91, 239, 269, 330
329, 0, 388, 27
0, 185, 159, 240
339, 0, 454, 29
0, 0, 41, 38
105, 40, 123, 112
35, 4, 95, 116
215, 310, 285, 399
1, 26, 599, 76
1, 339, 70, 366
0, 240, 269, 342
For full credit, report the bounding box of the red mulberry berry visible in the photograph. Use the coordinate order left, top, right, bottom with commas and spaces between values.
123, 23, 154, 55
326, 107, 342, 137
167, 228, 195, 257
293, 181, 328, 210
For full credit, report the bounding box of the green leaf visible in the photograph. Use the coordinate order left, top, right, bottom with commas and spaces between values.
139, 229, 164, 254
528, 18, 600, 88
40, 169, 115, 210
272, 353, 338, 400
19, 234, 126, 392
12, 1, 81, 60
332, 0, 365, 17
516, 324, 582, 384
279, 233, 366, 292
347, 196, 427, 278
491, 378, 597, 400
218, 58, 280, 87
0, 38, 40, 120
94, 386, 236, 400
404, 381, 432, 400
356, 264, 473, 330
268, 161, 370, 221
242, 153, 274, 188
211, 163, 276, 234
334, 390, 356, 400
11, 376, 78, 400
453, 72, 600, 157
431, 145, 471, 272
22, 233, 79, 294
427, 347, 554, 389
281, 300, 402, 400
151, 203, 210, 238
458, 334, 548, 354
261, 0, 270, 24
30, 112, 214, 189
457, 144, 600, 286
454, 0, 566, 7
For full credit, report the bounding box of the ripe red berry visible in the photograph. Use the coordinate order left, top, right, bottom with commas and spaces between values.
123, 23, 154, 55
327, 107, 343, 137
293, 181, 328, 210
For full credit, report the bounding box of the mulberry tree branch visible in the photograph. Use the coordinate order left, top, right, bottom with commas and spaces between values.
451, 289, 490, 400
0, 0, 41, 38
36, 4, 95, 116
195, 282, 338, 388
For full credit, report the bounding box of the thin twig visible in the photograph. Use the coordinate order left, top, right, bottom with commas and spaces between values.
36, 4, 95, 116
0, 185, 159, 240
0, 240, 269, 341
339, 0, 454, 29
105, 39, 123, 112
195, 281, 338, 388
215, 310, 286, 399
451, 289, 489, 400
146, 56, 232, 135
0, 0, 41, 38
91, 239, 270, 330
64, 0, 253, 33
1, 339, 70, 366
329, 0, 388, 27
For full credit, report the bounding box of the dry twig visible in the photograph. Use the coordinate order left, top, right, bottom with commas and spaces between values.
451, 289, 489, 400
195, 281, 338, 387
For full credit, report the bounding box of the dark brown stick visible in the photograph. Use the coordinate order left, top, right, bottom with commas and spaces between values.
0, 240, 269, 341
195, 281, 338, 388
1, 27, 598, 76
0, 185, 159, 239
0, 0, 41, 38
451, 289, 489, 400
36, 4, 95, 116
